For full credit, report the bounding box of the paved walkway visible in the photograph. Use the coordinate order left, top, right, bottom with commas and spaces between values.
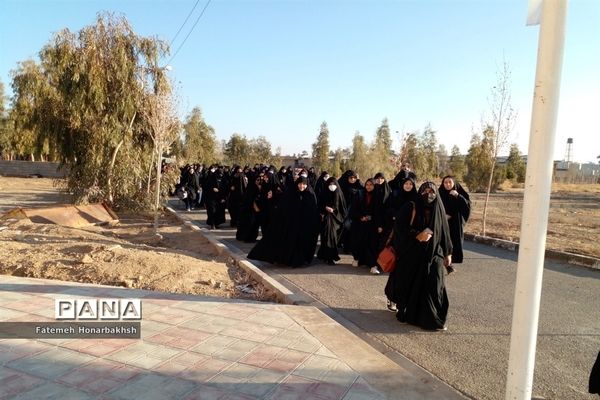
0, 275, 461, 400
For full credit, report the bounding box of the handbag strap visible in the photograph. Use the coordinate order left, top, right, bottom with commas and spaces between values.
385, 201, 416, 246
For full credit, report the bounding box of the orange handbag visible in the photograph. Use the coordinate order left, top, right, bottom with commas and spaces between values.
377, 202, 416, 273
377, 245, 396, 273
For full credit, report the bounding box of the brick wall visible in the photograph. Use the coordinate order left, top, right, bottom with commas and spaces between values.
0, 160, 67, 178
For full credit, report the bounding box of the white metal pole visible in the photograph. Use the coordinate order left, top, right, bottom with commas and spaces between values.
505, 1, 568, 399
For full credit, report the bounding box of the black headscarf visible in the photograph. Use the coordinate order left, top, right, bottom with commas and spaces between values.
416, 181, 453, 261
318, 177, 348, 223
438, 176, 471, 222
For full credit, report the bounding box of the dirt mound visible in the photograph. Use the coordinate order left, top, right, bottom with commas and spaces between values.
0, 212, 275, 302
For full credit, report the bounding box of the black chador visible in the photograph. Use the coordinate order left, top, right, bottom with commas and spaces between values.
204, 168, 227, 229
227, 167, 247, 227
385, 182, 453, 331
316, 177, 347, 265
349, 179, 381, 268
438, 176, 471, 264
236, 175, 261, 242
248, 177, 320, 267
338, 170, 363, 254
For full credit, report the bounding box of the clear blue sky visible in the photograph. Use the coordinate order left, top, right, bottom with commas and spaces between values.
1, 0, 598, 163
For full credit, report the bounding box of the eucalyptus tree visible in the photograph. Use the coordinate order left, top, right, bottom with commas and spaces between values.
249, 136, 273, 165
448, 145, 466, 181
0, 79, 11, 159
224, 133, 251, 166
8, 60, 51, 161
464, 126, 502, 193
13, 12, 170, 206
182, 107, 217, 164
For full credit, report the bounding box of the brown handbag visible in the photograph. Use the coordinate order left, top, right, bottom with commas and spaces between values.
377, 202, 416, 273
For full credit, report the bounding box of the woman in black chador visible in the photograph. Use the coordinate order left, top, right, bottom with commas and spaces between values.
385, 182, 453, 331
236, 174, 261, 243
350, 179, 382, 270
339, 170, 363, 254
317, 177, 348, 265
204, 168, 227, 229
247, 177, 320, 267
227, 166, 246, 227
438, 175, 471, 268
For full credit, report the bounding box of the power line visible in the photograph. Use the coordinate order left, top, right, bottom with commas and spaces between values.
169, 0, 201, 47
167, 0, 212, 65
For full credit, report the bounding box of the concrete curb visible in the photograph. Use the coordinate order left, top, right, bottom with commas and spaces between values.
465, 233, 600, 270
164, 206, 299, 304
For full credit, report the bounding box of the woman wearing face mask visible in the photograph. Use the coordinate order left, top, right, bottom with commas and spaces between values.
248, 177, 320, 267
385, 182, 453, 331
438, 176, 471, 271
316, 177, 348, 265
314, 171, 330, 199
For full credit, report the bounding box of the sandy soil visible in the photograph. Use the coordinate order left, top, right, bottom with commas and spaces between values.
467, 191, 600, 258
0, 177, 276, 302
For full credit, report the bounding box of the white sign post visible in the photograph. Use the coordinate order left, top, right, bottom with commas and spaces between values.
505, 1, 568, 399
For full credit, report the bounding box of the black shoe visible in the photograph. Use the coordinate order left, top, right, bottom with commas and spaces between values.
326, 260, 336, 265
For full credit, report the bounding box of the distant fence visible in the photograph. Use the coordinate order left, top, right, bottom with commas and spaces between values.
0, 160, 67, 178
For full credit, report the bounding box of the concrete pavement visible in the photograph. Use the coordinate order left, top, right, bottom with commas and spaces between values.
0, 274, 463, 399
168, 199, 600, 400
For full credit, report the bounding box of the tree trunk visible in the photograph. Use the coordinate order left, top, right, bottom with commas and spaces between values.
154, 146, 162, 234
147, 150, 155, 194
107, 139, 124, 204
30, 153, 35, 162
107, 112, 137, 204
482, 162, 496, 236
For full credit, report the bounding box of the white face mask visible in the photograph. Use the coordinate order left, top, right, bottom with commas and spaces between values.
210, 168, 216, 173
328, 185, 337, 192
300, 173, 308, 178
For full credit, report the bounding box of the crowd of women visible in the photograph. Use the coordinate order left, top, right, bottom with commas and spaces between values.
176, 163, 471, 331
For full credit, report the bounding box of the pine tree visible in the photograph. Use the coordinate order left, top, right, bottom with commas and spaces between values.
505, 143, 525, 183
371, 118, 394, 178
329, 148, 344, 178
350, 131, 369, 179
311, 121, 330, 173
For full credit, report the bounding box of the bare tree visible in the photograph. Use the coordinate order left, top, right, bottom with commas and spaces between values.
482, 60, 517, 235
140, 89, 180, 234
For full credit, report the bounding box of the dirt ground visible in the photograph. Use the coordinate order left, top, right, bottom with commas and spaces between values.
0, 177, 275, 302
467, 189, 600, 259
